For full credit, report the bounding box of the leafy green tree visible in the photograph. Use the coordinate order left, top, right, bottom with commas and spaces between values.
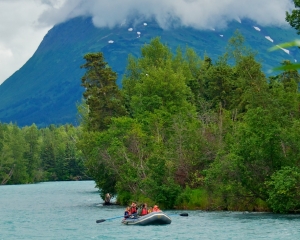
223, 31, 269, 113
78, 130, 118, 199
144, 153, 181, 209
231, 108, 284, 200
234, 55, 268, 112
76, 100, 89, 130
268, 67, 300, 124
6, 124, 28, 184
40, 128, 56, 180
267, 167, 300, 213
64, 125, 85, 180
204, 61, 235, 109
278, 119, 300, 171
274, 60, 300, 91
41, 142, 56, 180
123, 38, 196, 124
23, 124, 41, 182
65, 142, 77, 178
225, 30, 252, 64
0, 124, 15, 184
286, 0, 300, 34
139, 37, 172, 70
55, 151, 68, 180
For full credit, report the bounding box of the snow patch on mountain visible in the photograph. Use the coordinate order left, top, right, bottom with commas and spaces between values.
277, 45, 290, 54
236, 17, 242, 23
265, 36, 274, 42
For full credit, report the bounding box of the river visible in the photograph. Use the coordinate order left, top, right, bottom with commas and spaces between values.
0, 181, 300, 239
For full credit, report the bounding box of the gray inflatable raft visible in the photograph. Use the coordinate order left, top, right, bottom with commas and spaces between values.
121, 212, 172, 225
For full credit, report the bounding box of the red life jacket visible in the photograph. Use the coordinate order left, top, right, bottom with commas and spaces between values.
141, 208, 148, 215
130, 207, 137, 214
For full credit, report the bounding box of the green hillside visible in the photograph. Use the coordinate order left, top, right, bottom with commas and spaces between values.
0, 17, 299, 127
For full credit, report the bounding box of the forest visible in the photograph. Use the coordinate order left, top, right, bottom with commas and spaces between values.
0, 123, 87, 184
77, 31, 300, 213
1, 29, 300, 213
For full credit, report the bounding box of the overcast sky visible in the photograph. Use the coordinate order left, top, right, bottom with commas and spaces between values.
0, 0, 295, 85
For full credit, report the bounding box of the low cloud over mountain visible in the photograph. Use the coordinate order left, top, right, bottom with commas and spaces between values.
0, 0, 294, 85
39, 0, 293, 29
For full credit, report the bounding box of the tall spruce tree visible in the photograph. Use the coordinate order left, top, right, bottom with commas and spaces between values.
81, 52, 126, 131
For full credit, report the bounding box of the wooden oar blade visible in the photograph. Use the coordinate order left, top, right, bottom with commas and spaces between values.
96, 219, 106, 223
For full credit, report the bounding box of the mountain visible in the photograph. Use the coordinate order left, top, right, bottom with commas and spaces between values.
0, 17, 299, 127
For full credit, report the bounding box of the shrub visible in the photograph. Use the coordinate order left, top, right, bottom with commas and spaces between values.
266, 166, 300, 213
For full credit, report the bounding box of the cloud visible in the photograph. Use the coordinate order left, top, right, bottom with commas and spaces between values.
0, 0, 295, 85
38, 0, 294, 30
0, 0, 52, 84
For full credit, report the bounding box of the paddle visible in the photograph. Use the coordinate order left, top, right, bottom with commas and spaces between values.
96, 216, 123, 223
96, 213, 138, 223
168, 212, 189, 217
179, 213, 188, 216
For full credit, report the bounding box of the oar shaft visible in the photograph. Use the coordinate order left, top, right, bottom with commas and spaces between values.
96, 213, 138, 223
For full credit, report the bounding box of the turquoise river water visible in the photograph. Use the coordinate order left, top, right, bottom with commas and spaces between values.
1, 181, 300, 239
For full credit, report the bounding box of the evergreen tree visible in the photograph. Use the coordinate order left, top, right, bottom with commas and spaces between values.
81, 52, 126, 131
23, 124, 41, 182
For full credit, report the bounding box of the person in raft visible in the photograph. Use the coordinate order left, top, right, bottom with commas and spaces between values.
104, 193, 111, 204
148, 206, 153, 213
130, 202, 138, 217
152, 205, 161, 212
139, 203, 148, 216
124, 207, 131, 219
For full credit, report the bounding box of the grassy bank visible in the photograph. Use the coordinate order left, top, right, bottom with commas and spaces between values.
174, 187, 270, 212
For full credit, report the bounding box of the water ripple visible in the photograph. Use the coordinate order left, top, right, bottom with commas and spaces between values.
1, 181, 300, 239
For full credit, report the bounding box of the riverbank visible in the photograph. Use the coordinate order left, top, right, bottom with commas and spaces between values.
173, 188, 270, 212
115, 187, 271, 212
